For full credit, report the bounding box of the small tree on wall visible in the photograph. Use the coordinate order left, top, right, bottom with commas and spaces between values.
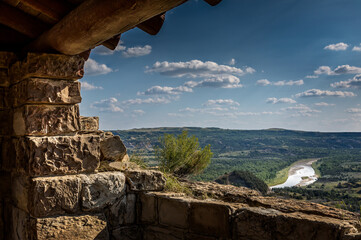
156, 131, 213, 177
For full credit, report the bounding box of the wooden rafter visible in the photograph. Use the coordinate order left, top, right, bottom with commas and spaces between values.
0, 2, 50, 38
137, 13, 166, 36
27, 0, 188, 55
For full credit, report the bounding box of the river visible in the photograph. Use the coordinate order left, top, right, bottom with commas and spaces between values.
271, 159, 319, 189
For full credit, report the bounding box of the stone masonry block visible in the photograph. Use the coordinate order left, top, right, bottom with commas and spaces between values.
0, 109, 12, 136
158, 197, 190, 229
80, 116, 99, 131
0, 87, 9, 109
0, 52, 17, 68
0, 68, 9, 87
12, 175, 80, 218
15, 133, 100, 176
107, 193, 136, 228
11, 78, 81, 107
11, 53, 84, 83
125, 170, 166, 191
140, 193, 157, 224
13, 104, 80, 136
32, 214, 108, 240
80, 172, 126, 211
189, 201, 232, 238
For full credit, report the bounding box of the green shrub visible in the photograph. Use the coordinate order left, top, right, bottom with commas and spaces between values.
156, 131, 212, 177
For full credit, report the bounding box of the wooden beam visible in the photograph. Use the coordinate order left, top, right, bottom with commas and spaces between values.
137, 13, 166, 35
101, 34, 121, 50
19, 0, 73, 22
0, 2, 50, 38
27, 0, 188, 55
203, 0, 222, 6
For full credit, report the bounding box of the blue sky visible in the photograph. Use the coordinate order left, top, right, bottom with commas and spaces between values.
80, 0, 361, 132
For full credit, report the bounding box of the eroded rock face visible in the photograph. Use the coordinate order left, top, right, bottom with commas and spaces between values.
29, 176, 81, 217
125, 169, 166, 191
10, 53, 84, 83
100, 134, 127, 162
80, 172, 126, 211
80, 116, 99, 131
13, 104, 80, 136
33, 214, 108, 240
15, 134, 100, 176
11, 78, 81, 107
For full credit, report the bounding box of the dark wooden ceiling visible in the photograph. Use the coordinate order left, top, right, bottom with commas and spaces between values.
0, 0, 221, 55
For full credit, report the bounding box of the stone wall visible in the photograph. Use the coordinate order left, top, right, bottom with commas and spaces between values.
1, 51, 360, 240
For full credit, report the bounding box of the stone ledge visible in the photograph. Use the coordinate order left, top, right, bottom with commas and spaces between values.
14, 133, 100, 176
12, 172, 126, 218
11, 78, 81, 107
13, 104, 80, 136
10, 53, 84, 83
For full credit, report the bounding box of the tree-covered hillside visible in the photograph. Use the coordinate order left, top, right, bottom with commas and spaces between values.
112, 127, 361, 183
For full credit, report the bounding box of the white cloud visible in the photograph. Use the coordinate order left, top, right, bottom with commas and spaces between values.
184, 75, 243, 88
81, 81, 103, 90
122, 97, 172, 105
266, 98, 296, 104
90, 98, 123, 112
324, 42, 349, 51
352, 44, 361, 52
314, 66, 334, 75
132, 110, 145, 115
84, 58, 113, 76
314, 65, 361, 76
92, 41, 126, 55
305, 75, 319, 79
204, 99, 240, 106
122, 45, 152, 58
281, 104, 320, 117
346, 108, 361, 113
257, 79, 303, 86
146, 60, 254, 78
314, 102, 335, 107
295, 89, 356, 98
138, 85, 193, 95
229, 58, 236, 65
256, 79, 271, 86
331, 74, 361, 89
273, 80, 304, 86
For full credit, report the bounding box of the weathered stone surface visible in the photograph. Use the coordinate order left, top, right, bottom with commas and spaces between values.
108, 160, 140, 171
0, 68, 9, 87
11, 206, 30, 240
108, 193, 136, 227
80, 116, 99, 131
140, 193, 157, 224
189, 201, 232, 238
80, 172, 126, 211
125, 169, 166, 191
158, 197, 189, 228
112, 226, 141, 240
11, 53, 84, 83
0, 52, 17, 68
29, 176, 80, 217
100, 134, 127, 162
234, 207, 361, 240
11, 78, 81, 107
13, 104, 80, 136
143, 225, 185, 240
0, 87, 9, 109
0, 109, 12, 135
33, 214, 108, 240
15, 134, 100, 176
